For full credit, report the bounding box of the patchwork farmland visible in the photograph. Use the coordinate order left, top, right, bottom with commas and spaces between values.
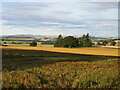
1, 46, 119, 88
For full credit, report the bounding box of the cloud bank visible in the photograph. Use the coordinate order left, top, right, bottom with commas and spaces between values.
1, 2, 118, 37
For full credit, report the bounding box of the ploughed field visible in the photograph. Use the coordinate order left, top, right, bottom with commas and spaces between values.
1, 47, 120, 88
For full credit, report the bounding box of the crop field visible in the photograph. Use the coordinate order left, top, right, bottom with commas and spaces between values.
1, 46, 119, 56
1, 47, 119, 88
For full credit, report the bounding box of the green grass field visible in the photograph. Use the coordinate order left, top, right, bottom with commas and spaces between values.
1, 41, 31, 44
1, 41, 42, 47
2, 48, 119, 88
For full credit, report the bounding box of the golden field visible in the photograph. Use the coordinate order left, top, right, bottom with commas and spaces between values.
1, 46, 119, 88
1, 46, 119, 56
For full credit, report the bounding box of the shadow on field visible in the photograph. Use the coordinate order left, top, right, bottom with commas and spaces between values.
2, 48, 119, 71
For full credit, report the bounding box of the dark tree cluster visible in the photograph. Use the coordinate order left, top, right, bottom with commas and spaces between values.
111, 41, 116, 46
54, 33, 92, 48
78, 33, 92, 47
29, 41, 37, 46
54, 35, 63, 47
96, 40, 116, 46
62, 36, 79, 48
102, 40, 108, 46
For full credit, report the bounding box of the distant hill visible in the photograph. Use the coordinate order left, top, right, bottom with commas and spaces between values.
1, 34, 51, 41
2, 34, 45, 38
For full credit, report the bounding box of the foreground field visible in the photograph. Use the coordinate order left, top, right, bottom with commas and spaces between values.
1, 46, 119, 56
2, 48, 119, 88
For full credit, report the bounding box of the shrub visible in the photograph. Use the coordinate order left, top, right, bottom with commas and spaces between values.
30, 41, 37, 46
102, 40, 108, 46
111, 41, 116, 46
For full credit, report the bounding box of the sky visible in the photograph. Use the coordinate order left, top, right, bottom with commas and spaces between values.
0, 1, 119, 37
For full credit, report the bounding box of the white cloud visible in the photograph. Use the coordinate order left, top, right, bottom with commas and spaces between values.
1, 2, 118, 37
64, 24, 87, 27
41, 22, 60, 25
92, 23, 118, 27
48, 28, 85, 31
2, 0, 120, 2
48, 28, 62, 30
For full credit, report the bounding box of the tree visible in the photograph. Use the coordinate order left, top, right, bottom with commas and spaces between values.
54, 34, 63, 47
78, 33, 92, 47
84, 33, 92, 47
62, 36, 78, 48
11, 42, 16, 44
78, 37, 83, 47
4, 42, 7, 44
54, 33, 92, 48
111, 41, 116, 46
97, 42, 102, 45
92, 43, 95, 45
102, 40, 108, 46
30, 41, 37, 46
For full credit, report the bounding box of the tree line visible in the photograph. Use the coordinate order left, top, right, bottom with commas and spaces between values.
1, 33, 116, 47
54, 34, 116, 48
96, 40, 116, 46
54, 33, 92, 48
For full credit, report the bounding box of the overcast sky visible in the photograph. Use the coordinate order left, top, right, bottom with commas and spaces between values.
1, 1, 118, 37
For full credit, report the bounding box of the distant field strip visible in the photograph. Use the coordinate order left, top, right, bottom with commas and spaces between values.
1, 46, 119, 56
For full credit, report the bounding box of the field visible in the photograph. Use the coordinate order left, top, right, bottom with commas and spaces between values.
1, 47, 120, 88
1, 41, 32, 44
1, 41, 42, 47
1, 46, 119, 56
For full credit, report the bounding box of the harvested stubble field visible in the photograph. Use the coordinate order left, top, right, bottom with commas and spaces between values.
1, 46, 119, 56
1, 46, 120, 88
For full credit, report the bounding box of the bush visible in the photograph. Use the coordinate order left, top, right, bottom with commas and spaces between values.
97, 42, 102, 45
11, 42, 16, 44
2, 44, 8, 46
4, 42, 7, 44
30, 41, 37, 46
102, 40, 108, 46
111, 41, 116, 46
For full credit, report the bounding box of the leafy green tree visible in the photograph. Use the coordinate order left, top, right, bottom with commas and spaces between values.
102, 40, 108, 46
11, 42, 16, 44
78, 37, 83, 47
111, 41, 116, 46
54, 33, 92, 48
84, 33, 92, 47
62, 36, 78, 48
97, 42, 102, 45
30, 41, 37, 46
78, 33, 92, 47
92, 43, 95, 45
54, 34, 63, 47
4, 42, 7, 44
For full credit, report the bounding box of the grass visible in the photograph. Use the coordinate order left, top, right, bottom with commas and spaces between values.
1, 41, 42, 47
2, 47, 120, 88
1, 41, 32, 44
